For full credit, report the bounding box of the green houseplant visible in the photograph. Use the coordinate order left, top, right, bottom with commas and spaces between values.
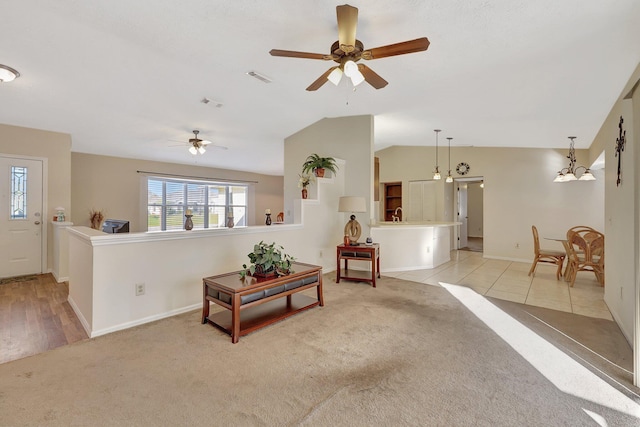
301, 154, 339, 178
239, 241, 296, 279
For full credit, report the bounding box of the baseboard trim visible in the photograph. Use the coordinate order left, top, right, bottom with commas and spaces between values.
67, 295, 92, 337
89, 303, 201, 338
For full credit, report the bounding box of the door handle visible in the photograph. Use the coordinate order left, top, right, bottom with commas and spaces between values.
34, 221, 41, 225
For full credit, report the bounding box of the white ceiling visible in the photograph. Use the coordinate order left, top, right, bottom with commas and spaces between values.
1, 1, 639, 175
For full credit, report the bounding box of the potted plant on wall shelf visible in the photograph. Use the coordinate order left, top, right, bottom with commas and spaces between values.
298, 173, 315, 199
239, 241, 296, 279
302, 153, 338, 178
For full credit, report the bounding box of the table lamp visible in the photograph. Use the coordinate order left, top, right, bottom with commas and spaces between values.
338, 196, 366, 245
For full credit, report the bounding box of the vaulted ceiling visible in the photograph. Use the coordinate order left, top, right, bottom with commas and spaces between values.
1, 1, 639, 175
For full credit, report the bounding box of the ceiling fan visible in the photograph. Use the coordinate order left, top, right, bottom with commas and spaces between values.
269, 4, 430, 91
171, 130, 227, 155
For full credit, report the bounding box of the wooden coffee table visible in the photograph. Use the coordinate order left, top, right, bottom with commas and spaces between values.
202, 262, 323, 343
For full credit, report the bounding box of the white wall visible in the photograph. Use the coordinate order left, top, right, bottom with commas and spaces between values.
72, 153, 284, 230
68, 175, 346, 337
0, 124, 71, 273
591, 62, 640, 346
284, 115, 374, 237
376, 146, 604, 262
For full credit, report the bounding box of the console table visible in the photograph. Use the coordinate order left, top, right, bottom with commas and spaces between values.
336, 243, 380, 287
202, 262, 323, 343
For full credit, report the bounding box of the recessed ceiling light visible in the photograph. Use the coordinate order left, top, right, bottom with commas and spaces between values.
0, 64, 20, 82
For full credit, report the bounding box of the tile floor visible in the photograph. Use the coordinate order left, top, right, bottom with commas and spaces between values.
384, 250, 612, 321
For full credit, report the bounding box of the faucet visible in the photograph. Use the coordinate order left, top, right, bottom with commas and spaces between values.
393, 207, 403, 222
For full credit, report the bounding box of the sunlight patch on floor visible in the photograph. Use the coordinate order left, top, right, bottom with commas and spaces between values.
441, 282, 640, 421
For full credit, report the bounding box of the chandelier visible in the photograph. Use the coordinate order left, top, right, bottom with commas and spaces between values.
553, 137, 595, 182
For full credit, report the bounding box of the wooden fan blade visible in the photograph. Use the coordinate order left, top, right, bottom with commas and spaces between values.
362, 37, 430, 60
306, 67, 337, 91
336, 4, 358, 53
269, 49, 329, 60
358, 64, 388, 89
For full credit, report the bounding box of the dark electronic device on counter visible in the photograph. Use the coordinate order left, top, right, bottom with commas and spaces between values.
102, 219, 130, 234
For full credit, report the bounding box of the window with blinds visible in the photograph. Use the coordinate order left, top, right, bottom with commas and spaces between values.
147, 178, 248, 231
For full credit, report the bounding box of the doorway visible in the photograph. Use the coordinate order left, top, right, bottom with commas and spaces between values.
455, 177, 484, 252
0, 155, 45, 278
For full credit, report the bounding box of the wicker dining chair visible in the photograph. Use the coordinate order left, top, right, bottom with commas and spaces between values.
528, 225, 566, 280
565, 229, 605, 287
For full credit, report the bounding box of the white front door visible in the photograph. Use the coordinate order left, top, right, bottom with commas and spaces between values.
0, 156, 44, 278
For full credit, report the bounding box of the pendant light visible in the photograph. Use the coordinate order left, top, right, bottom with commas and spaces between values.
433, 129, 442, 180
445, 137, 454, 183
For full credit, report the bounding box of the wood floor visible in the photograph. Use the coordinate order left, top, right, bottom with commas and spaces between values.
0, 274, 87, 364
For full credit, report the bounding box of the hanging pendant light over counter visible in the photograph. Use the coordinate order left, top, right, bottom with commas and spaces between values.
446, 137, 454, 183
433, 129, 442, 180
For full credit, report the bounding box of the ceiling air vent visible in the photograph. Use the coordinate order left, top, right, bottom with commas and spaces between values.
246, 71, 272, 84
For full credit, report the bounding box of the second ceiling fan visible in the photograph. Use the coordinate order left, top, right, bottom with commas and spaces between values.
269, 4, 430, 91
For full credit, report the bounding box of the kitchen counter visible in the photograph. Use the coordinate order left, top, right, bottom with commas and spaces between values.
370, 222, 460, 271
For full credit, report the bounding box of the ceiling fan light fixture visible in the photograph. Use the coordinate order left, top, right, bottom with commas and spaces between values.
0, 64, 20, 82
343, 60, 358, 77
350, 70, 365, 86
327, 67, 343, 85
198, 146, 206, 155
189, 146, 198, 155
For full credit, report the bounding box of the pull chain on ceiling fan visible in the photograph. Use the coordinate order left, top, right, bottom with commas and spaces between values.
269, 4, 430, 91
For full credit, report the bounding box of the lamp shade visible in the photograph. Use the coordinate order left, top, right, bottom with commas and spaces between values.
579, 170, 596, 181
338, 196, 366, 213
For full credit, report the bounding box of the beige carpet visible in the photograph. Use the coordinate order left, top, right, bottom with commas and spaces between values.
1, 274, 638, 426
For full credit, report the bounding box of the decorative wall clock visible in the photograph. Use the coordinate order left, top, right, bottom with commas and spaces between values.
615, 116, 625, 187
456, 162, 470, 175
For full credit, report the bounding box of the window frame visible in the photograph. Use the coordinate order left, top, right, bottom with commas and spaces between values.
146, 177, 248, 231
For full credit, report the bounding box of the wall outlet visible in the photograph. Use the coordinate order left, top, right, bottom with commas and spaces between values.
135, 282, 145, 296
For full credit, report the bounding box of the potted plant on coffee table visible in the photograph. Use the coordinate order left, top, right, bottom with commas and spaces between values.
302, 153, 338, 178
239, 241, 296, 279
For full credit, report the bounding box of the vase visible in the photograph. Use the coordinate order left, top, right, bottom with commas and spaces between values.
265, 213, 272, 225
184, 214, 193, 230
226, 216, 234, 228
314, 168, 325, 178
302, 188, 308, 199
